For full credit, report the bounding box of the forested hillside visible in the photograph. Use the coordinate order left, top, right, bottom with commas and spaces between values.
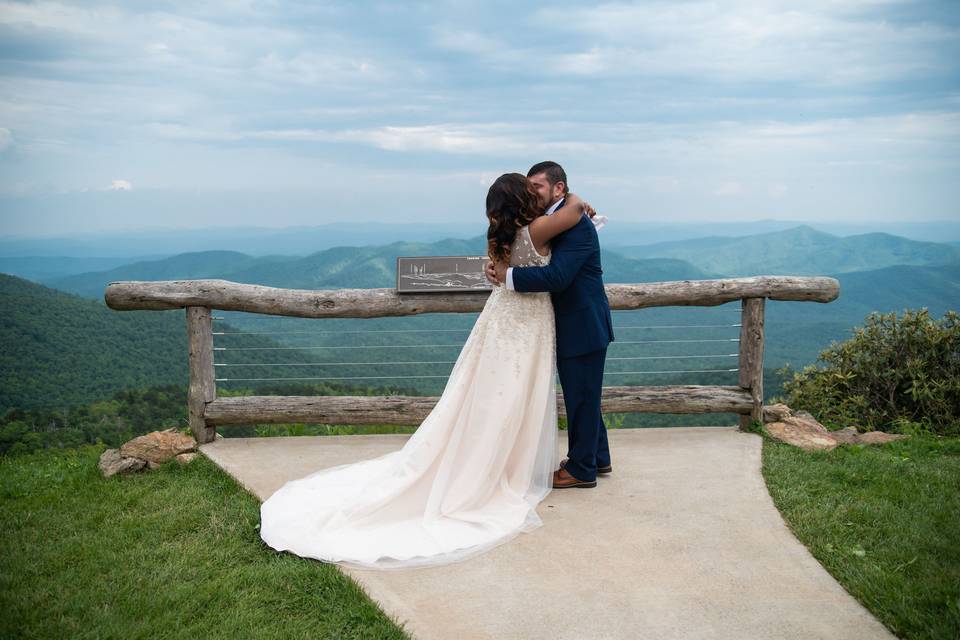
0, 274, 321, 412
42, 237, 714, 299
3, 227, 956, 424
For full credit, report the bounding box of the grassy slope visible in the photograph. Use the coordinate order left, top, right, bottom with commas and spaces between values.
759, 425, 960, 640
0, 444, 411, 639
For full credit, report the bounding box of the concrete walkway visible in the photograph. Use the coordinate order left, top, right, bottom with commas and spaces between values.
199, 427, 897, 640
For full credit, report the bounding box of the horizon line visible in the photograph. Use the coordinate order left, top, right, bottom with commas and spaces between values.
4, 218, 960, 240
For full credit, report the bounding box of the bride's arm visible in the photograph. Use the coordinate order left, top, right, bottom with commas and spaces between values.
528, 193, 585, 249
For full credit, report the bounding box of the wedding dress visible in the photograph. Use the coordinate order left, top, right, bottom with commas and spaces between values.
259, 224, 558, 570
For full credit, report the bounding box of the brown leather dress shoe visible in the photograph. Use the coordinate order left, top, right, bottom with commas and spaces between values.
553, 467, 597, 489
561, 458, 612, 475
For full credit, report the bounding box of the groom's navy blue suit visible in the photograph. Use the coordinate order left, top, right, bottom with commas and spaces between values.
511, 202, 614, 482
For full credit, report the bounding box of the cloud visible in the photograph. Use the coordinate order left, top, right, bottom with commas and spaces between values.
108, 179, 132, 191
252, 51, 382, 86
147, 122, 600, 155
714, 181, 745, 196
536, 2, 960, 85
0, 1, 956, 230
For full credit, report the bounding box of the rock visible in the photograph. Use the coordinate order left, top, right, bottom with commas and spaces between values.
120, 427, 197, 464
857, 430, 910, 445
764, 409, 912, 450
792, 409, 820, 422
99, 448, 147, 477
830, 426, 862, 444
764, 415, 839, 451
763, 403, 793, 422
175, 452, 198, 465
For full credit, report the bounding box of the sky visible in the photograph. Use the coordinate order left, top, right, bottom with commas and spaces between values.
0, 0, 958, 236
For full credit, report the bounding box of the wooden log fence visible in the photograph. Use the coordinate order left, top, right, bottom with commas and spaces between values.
104, 276, 839, 443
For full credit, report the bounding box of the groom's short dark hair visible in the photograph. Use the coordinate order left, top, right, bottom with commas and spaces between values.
527, 161, 569, 194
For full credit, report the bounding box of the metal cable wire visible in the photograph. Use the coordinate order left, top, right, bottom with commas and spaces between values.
215, 374, 454, 382
213, 337, 740, 351
212, 353, 740, 367
212, 322, 741, 336
214, 360, 459, 367
215, 368, 739, 382
604, 368, 739, 374
212, 309, 746, 321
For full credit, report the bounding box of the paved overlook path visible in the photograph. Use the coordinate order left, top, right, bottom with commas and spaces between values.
199, 426, 897, 640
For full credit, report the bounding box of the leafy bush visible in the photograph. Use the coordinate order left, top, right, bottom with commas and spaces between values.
774, 308, 959, 436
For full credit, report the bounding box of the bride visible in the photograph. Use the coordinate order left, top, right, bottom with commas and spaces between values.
259, 173, 590, 570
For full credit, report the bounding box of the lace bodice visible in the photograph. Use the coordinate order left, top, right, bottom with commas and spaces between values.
509, 225, 551, 267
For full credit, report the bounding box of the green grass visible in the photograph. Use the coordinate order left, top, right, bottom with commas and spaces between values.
2, 429, 958, 639
0, 444, 411, 639
757, 424, 960, 640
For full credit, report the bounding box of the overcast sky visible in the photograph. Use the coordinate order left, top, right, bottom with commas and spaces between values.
1, 0, 958, 236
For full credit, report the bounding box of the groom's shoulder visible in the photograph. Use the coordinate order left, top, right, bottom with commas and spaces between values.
571, 213, 598, 240
552, 214, 592, 243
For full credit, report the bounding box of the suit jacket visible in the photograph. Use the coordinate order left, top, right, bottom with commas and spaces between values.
511, 206, 615, 359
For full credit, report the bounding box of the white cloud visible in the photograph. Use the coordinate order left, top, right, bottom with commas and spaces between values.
108, 179, 132, 191
536, 2, 958, 84
252, 51, 381, 86
164, 123, 600, 155
768, 183, 788, 197
339, 125, 526, 154
645, 175, 682, 193
714, 181, 745, 196
0, 1, 955, 229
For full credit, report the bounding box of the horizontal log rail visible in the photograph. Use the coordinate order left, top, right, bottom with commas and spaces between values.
102, 276, 841, 443
104, 276, 839, 317
204, 385, 755, 426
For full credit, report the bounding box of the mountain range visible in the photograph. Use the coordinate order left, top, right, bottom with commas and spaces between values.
1, 224, 956, 414
3, 219, 958, 261
614, 225, 960, 277
41, 237, 713, 299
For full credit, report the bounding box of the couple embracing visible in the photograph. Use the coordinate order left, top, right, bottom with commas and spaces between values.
260, 161, 615, 570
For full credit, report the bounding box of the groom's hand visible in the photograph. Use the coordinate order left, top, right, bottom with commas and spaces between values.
494, 262, 507, 284
484, 260, 500, 286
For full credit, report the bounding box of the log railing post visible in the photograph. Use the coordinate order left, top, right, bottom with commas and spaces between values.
738, 297, 766, 431
186, 306, 217, 443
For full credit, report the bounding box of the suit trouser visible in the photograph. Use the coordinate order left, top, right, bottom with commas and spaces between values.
556, 346, 609, 482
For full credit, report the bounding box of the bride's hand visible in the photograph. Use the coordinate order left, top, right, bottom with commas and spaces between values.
484, 259, 501, 286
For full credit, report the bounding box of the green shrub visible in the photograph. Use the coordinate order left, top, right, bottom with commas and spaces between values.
774, 308, 959, 436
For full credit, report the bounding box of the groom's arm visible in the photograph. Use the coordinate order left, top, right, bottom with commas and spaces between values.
508, 226, 593, 293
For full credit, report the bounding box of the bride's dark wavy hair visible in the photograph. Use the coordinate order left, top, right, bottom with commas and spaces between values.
486, 173, 544, 264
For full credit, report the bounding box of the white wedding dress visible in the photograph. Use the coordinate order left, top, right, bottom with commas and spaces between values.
259, 224, 558, 570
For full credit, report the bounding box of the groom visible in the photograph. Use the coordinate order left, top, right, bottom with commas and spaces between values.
485, 161, 615, 489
